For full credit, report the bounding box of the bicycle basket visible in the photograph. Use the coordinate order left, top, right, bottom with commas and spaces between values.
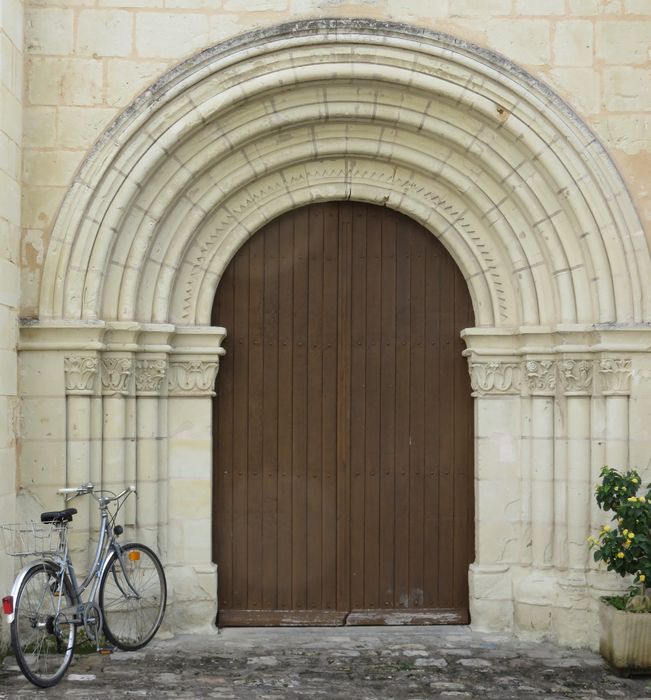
0, 521, 69, 558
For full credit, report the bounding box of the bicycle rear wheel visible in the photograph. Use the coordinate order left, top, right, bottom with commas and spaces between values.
99, 543, 166, 650
10, 562, 76, 687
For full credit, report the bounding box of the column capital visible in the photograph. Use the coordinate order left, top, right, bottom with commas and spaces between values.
168, 359, 220, 397
101, 356, 133, 396
64, 355, 99, 395
468, 360, 521, 396
135, 357, 167, 396
523, 358, 556, 396
558, 358, 594, 396
598, 358, 632, 396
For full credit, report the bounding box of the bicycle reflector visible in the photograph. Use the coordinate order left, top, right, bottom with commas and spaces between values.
2, 596, 13, 615
128, 550, 141, 561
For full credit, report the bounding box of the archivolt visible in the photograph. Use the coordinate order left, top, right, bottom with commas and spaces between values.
40, 19, 651, 328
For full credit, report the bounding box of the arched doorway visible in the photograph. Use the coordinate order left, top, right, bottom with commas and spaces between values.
212, 202, 474, 625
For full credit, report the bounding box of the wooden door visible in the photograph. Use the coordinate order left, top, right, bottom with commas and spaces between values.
212, 202, 474, 626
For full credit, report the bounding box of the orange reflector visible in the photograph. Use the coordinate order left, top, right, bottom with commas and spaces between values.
128, 550, 141, 561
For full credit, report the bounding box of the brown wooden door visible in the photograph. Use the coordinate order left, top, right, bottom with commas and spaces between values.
212, 202, 474, 626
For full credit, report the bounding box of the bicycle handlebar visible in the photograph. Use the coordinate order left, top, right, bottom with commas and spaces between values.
57, 483, 137, 501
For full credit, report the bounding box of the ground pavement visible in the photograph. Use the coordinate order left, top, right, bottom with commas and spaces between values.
1, 626, 650, 699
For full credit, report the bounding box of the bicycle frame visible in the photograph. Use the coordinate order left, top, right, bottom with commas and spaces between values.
5, 486, 140, 626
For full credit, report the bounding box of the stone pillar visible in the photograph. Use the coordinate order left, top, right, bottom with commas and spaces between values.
135, 356, 167, 551
64, 355, 99, 568
467, 358, 521, 631
101, 355, 133, 499
555, 357, 594, 644
514, 358, 557, 633
165, 327, 226, 631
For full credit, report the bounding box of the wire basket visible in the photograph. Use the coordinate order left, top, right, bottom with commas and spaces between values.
0, 521, 69, 559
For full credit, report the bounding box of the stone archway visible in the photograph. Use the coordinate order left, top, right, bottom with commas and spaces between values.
21, 19, 651, 644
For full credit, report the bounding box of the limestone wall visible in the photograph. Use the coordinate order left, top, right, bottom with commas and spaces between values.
20, 1, 651, 316
0, 0, 22, 648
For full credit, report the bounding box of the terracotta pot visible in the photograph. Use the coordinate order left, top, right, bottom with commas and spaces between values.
599, 599, 651, 675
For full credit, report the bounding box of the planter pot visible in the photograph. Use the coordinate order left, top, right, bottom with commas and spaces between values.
599, 599, 651, 675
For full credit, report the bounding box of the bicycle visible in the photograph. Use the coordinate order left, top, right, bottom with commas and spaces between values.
1, 483, 167, 687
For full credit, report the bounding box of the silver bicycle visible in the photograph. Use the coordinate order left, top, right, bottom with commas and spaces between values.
1, 483, 166, 687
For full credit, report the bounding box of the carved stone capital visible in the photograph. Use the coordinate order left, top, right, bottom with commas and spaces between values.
101, 356, 133, 395
469, 361, 521, 396
135, 358, 167, 395
598, 358, 632, 395
559, 359, 593, 396
524, 359, 556, 396
168, 359, 219, 396
64, 356, 99, 395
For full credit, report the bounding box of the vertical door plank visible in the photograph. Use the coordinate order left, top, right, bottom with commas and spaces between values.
423, 239, 441, 609
276, 212, 295, 610
363, 205, 382, 610
321, 204, 339, 611
349, 204, 368, 610
306, 205, 325, 610
246, 230, 265, 611
379, 210, 397, 610
437, 253, 456, 608
336, 204, 352, 615
262, 220, 280, 611
231, 247, 251, 610
394, 213, 411, 609
408, 221, 426, 609
291, 207, 309, 611
213, 263, 235, 608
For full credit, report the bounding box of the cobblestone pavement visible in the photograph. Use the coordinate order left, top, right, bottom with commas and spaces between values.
1, 626, 650, 699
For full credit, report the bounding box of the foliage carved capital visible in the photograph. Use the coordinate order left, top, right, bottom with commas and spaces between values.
524, 359, 556, 396
101, 356, 133, 396
469, 361, 521, 396
135, 358, 167, 395
559, 359, 593, 396
64, 356, 99, 395
598, 358, 632, 395
168, 359, 220, 396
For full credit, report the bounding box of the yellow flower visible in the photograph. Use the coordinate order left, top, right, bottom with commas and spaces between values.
602, 525, 610, 532
616, 552, 625, 559
614, 486, 619, 491
627, 497, 637, 503
628, 532, 635, 539
640, 575, 646, 582
623, 529, 629, 536
632, 478, 639, 485
640, 496, 646, 503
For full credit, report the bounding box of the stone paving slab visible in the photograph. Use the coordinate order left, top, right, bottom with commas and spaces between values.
1, 627, 650, 699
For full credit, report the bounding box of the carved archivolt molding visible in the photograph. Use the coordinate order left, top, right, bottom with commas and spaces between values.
524, 359, 556, 396
135, 358, 167, 395
64, 356, 98, 395
168, 359, 220, 396
469, 361, 521, 396
101, 357, 133, 396
38, 20, 650, 329
598, 358, 632, 395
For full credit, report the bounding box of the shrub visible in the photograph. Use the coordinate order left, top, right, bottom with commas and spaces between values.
589, 466, 651, 613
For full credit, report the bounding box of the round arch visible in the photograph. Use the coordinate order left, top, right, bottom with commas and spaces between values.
22, 19, 651, 646
38, 18, 650, 329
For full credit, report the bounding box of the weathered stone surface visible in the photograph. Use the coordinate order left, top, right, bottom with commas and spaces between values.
1, 627, 650, 698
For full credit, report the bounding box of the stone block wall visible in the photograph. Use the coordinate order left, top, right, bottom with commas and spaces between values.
0, 0, 22, 650
20, 1, 651, 316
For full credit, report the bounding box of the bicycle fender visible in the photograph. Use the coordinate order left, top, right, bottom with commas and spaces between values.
5, 559, 59, 624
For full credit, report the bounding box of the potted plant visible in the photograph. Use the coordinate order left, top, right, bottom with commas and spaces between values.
589, 466, 651, 674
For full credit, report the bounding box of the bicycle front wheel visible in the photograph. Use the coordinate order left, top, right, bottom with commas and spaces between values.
10, 562, 77, 688
99, 543, 166, 650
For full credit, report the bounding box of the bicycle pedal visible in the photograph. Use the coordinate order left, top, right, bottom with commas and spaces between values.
97, 648, 114, 655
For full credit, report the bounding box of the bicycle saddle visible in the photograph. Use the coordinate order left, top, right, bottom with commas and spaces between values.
40, 508, 77, 523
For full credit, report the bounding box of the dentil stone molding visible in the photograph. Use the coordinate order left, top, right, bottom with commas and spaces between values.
524, 359, 556, 396
135, 358, 167, 395
64, 356, 99, 395
101, 356, 133, 396
168, 359, 220, 396
559, 359, 594, 395
598, 358, 632, 395
469, 361, 521, 396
